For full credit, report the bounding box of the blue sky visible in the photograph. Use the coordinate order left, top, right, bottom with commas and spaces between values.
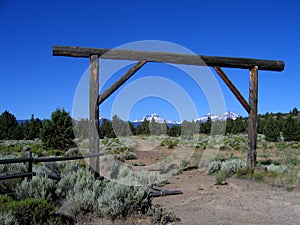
0, 0, 299, 121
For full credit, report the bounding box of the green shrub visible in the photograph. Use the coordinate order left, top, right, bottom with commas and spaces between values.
236, 167, 251, 177
47, 149, 64, 156
207, 161, 221, 175
148, 204, 180, 225
96, 182, 150, 219
0, 195, 13, 205
0, 155, 27, 175
123, 149, 137, 160
215, 171, 228, 185
0, 211, 17, 225
118, 170, 168, 187
5, 198, 54, 225
220, 159, 246, 176
253, 171, 266, 182
16, 176, 57, 202
34, 162, 61, 178
66, 179, 105, 217
160, 139, 178, 149
259, 159, 280, 166
266, 164, 287, 176
219, 145, 229, 151
56, 168, 95, 199
285, 156, 299, 166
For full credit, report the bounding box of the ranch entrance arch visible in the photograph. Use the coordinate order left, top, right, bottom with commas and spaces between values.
52, 45, 285, 172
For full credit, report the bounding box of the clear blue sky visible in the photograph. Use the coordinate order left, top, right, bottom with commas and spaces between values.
0, 0, 299, 121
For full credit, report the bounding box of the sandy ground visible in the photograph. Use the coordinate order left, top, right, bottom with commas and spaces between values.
154, 170, 300, 225
134, 139, 300, 225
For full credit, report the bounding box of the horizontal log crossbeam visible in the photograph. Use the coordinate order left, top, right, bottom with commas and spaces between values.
53, 46, 284, 71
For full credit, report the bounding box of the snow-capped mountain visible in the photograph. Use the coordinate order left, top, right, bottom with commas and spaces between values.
194, 111, 240, 123
133, 114, 180, 125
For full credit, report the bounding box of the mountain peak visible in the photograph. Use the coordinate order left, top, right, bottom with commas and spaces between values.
195, 111, 240, 123
134, 114, 180, 125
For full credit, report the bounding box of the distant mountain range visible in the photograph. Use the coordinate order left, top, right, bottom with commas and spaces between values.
194, 111, 240, 123
133, 114, 181, 125
131, 112, 240, 126
46, 111, 240, 128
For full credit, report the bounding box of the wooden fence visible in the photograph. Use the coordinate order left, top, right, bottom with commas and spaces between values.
0, 152, 103, 181
0, 152, 183, 198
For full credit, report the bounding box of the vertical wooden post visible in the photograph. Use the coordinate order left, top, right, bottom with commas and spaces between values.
25, 151, 33, 180
89, 55, 100, 177
248, 66, 258, 168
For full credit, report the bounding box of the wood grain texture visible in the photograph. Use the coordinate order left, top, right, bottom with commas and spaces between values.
89, 55, 100, 176
53, 46, 285, 71
248, 66, 258, 168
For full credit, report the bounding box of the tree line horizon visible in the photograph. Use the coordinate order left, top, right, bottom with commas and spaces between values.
1, 107, 300, 145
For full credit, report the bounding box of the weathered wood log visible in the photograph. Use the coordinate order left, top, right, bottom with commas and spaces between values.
0, 157, 30, 164
97, 61, 146, 105
149, 186, 183, 197
214, 66, 251, 113
53, 46, 285, 71
0, 173, 33, 181
248, 66, 258, 168
25, 151, 33, 180
89, 55, 100, 177
33, 153, 103, 163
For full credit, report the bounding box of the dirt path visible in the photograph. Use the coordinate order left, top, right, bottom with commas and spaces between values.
153, 170, 300, 225
132, 138, 300, 225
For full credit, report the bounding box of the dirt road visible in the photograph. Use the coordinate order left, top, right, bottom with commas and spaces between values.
154, 170, 300, 225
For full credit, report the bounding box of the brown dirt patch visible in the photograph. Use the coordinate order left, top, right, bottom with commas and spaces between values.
132, 138, 300, 225
153, 170, 300, 224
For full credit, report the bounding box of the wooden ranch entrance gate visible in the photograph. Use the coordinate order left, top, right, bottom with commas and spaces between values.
53, 45, 285, 171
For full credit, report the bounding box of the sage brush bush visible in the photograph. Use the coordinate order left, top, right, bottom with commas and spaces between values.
33, 162, 61, 178
0, 211, 17, 225
66, 179, 105, 216
0, 155, 26, 175
16, 176, 57, 202
56, 167, 96, 199
220, 159, 246, 176
96, 181, 149, 219
267, 164, 287, 176
118, 170, 168, 187
207, 161, 222, 175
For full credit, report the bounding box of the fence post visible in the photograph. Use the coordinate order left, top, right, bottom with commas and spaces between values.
25, 151, 33, 180
89, 55, 100, 177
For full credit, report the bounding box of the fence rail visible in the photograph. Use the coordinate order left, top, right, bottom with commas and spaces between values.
0, 151, 102, 181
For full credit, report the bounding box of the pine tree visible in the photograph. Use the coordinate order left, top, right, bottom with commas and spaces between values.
136, 118, 150, 135
0, 110, 19, 139
283, 115, 300, 141
40, 108, 75, 150
200, 117, 212, 134
23, 114, 42, 140
264, 117, 280, 142
168, 125, 181, 137
99, 119, 116, 139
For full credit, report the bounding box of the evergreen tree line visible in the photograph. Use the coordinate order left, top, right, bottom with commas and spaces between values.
1, 107, 300, 147
0, 109, 75, 151
95, 108, 300, 142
